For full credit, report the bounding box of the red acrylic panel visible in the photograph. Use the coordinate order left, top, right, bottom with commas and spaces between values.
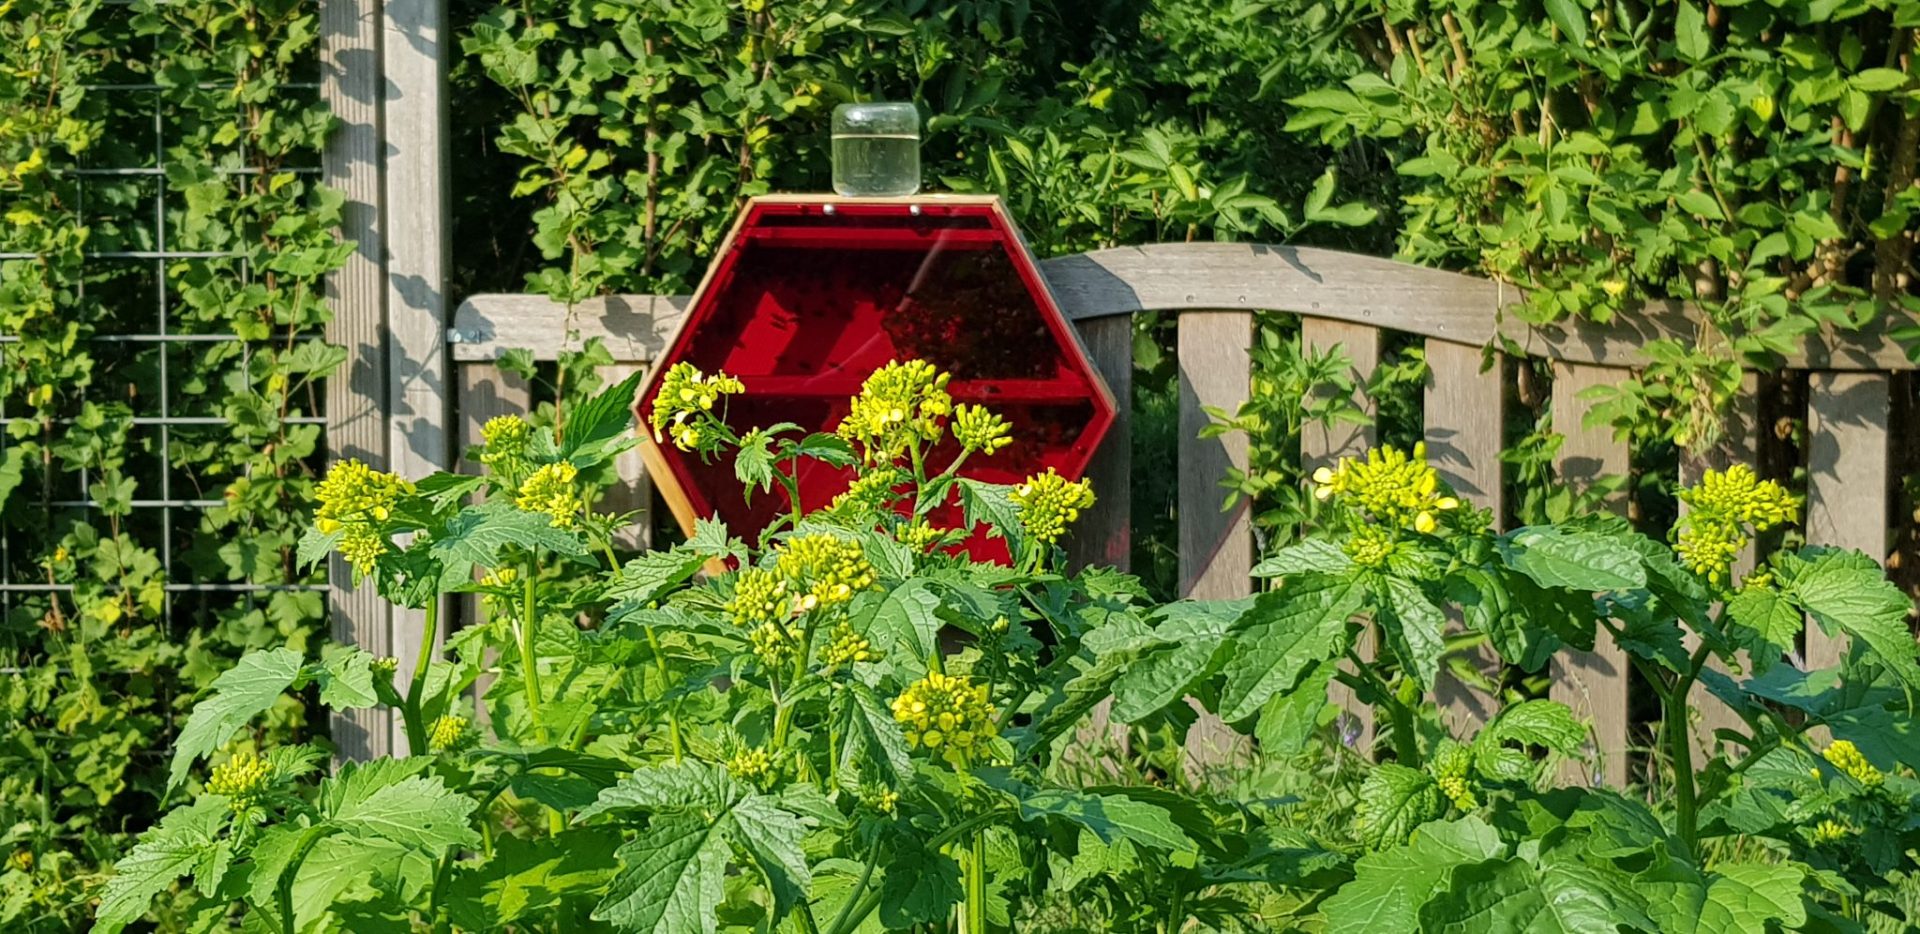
636, 196, 1117, 561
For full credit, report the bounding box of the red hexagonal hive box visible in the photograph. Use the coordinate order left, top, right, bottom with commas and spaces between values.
635, 195, 1116, 560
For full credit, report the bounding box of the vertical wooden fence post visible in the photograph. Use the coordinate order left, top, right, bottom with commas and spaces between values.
1424, 340, 1506, 736
1177, 311, 1253, 779
1300, 319, 1379, 753
456, 363, 531, 738
1805, 373, 1892, 668
1066, 315, 1133, 573
321, 0, 393, 761
1548, 363, 1632, 786
382, 0, 451, 755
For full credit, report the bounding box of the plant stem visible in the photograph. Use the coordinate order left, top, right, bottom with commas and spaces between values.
520, 571, 548, 744
642, 624, 683, 762
825, 837, 882, 934
961, 829, 989, 934
1344, 645, 1419, 766
1665, 685, 1698, 859
276, 824, 334, 934
402, 598, 439, 754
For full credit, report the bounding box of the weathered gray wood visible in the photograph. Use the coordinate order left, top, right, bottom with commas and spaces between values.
456, 363, 531, 738
1547, 363, 1632, 787
1681, 376, 1760, 762
1425, 340, 1506, 737
1301, 320, 1379, 754
1178, 311, 1254, 600
1805, 372, 1892, 669
1177, 311, 1254, 775
598, 364, 654, 552
452, 247, 1920, 369
450, 295, 690, 362
322, 0, 393, 762
1065, 315, 1133, 572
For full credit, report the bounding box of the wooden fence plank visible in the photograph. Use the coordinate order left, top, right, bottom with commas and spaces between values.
1301, 320, 1380, 754
456, 363, 531, 738
1548, 363, 1632, 786
1177, 311, 1253, 779
383, 0, 451, 755
1805, 373, 1892, 669
1178, 311, 1255, 600
321, 0, 392, 762
598, 364, 654, 552
1425, 340, 1506, 737
1680, 377, 1760, 761
1066, 316, 1133, 573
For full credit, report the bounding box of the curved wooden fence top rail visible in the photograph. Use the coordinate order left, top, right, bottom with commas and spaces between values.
450, 243, 1919, 371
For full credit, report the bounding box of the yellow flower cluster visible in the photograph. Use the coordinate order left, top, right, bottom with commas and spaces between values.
1432, 742, 1478, 810
649, 363, 745, 452
371, 656, 399, 680
891, 671, 998, 768
858, 782, 900, 814
1010, 468, 1095, 545
827, 465, 906, 518
1822, 739, 1884, 787
7, 850, 30, 873
427, 714, 474, 753
479, 567, 519, 616
726, 567, 790, 628
516, 462, 583, 529
1675, 466, 1798, 585
952, 404, 1012, 455
821, 621, 880, 669
1343, 524, 1400, 569
207, 751, 273, 812
749, 622, 801, 669
775, 534, 878, 612
1682, 465, 1798, 528
728, 746, 775, 784
1811, 819, 1850, 844
479, 414, 532, 476
1311, 443, 1459, 533
836, 359, 952, 461
314, 459, 414, 577
899, 520, 948, 552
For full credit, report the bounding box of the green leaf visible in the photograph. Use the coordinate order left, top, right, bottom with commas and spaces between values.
1251, 538, 1352, 577
559, 368, 643, 459
321, 761, 481, 853
315, 645, 380, 709
734, 428, 777, 496
1677, 190, 1724, 220
838, 682, 914, 787
1380, 576, 1445, 691
1321, 816, 1503, 931
1355, 764, 1444, 848
168, 647, 305, 790
863, 578, 942, 675
1639, 860, 1806, 934
432, 503, 588, 569
1543, 0, 1588, 44
1418, 858, 1555, 932
1478, 699, 1586, 757
1724, 585, 1802, 661
728, 795, 813, 917
606, 549, 709, 605
577, 762, 738, 821
296, 526, 342, 571
95, 798, 230, 933
1850, 68, 1911, 92
1499, 526, 1647, 592
1014, 788, 1198, 854
1782, 548, 1919, 689
1217, 577, 1363, 722
592, 813, 728, 934
1111, 600, 1246, 721
957, 478, 1025, 554
878, 838, 964, 929
446, 829, 620, 930
1674, 1, 1708, 61
1255, 660, 1333, 756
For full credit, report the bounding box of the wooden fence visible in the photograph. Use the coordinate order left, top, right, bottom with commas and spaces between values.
439, 243, 1914, 785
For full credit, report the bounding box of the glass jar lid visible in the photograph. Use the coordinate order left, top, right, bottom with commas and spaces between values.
832, 102, 919, 139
